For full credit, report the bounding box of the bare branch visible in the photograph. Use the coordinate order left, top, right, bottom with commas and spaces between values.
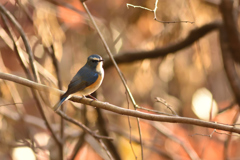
219, 25, 240, 106
220, 0, 240, 63
125, 92, 137, 160
82, 2, 144, 158
1, 72, 240, 134
0, 4, 40, 82
0, 11, 62, 154
155, 97, 178, 116
56, 110, 112, 140
127, 1, 194, 24
104, 21, 222, 69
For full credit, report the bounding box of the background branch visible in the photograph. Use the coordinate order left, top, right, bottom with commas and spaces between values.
1, 1, 239, 159
104, 21, 221, 69
0, 6, 63, 158
220, 0, 240, 63
0, 4, 40, 82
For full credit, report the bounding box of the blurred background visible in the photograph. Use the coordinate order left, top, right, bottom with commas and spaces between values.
0, 0, 239, 159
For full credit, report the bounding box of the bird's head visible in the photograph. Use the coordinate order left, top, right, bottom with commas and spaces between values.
86, 54, 104, 72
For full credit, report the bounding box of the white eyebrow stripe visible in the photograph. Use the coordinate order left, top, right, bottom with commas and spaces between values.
91, 57, 100, 60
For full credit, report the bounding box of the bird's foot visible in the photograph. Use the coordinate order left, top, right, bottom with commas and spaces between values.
88, 94, 98, 100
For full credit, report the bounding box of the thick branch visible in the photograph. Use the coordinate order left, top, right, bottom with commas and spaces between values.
104, 21, 222, 69
219, 27, 240, 105
1, 72, 240, 134
220, 0, 240, 63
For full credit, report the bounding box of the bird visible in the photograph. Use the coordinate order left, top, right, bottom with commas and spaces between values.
53, 54, 104, 111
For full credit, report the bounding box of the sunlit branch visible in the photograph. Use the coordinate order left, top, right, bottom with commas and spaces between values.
127, 0, 194, 24
1, 72, 240, 135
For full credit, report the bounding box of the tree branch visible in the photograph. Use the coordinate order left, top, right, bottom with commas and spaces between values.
219, 26, 240, 106
220, 0, 240, 63
1, 72, 240, 134
0, 4, 40, 82
82, 2, 143, 158
104, 21, 222, 69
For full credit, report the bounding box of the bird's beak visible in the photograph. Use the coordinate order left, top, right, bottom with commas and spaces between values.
99, 59, 104, 62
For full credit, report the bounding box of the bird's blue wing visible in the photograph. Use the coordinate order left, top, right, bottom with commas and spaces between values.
62, 67, 99, 97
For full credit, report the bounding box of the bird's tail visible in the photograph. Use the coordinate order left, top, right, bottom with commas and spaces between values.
53, 96, 68, 111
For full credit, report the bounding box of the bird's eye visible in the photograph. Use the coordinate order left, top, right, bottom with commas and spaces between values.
91, 60, 98, 63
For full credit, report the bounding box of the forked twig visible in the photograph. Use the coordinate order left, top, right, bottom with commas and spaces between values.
155, 97, 178, 116
127, 0, 194, 24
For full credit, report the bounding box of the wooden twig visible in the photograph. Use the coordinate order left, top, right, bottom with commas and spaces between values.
127, 0, 194, 24
82, 2, 144, 159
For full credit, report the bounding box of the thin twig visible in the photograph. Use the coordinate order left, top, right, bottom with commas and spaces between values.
125, 91, 137, 160
155, 97, 178, 116
186, 0, 215, 122
127, 0, 194, 24
98, 139, 114, 160
218, 101, 236, 114
58, 109, 114, 160
50, 45, 65, 160
189, 126, 240, 138
136, 105, 175, 116
215, 131, 240, 137
57, 106, 114, 160
184, 3, 216, 157
0, 26, 58, 85
0, 14, 27, 116
224, 107, 239, 159
0, 13, 32, 79
82, 2, 144, 159
0, 4, 40, 82
189, 129, 216, 138
0, 10, 63, 157
57, 110, 113, 140
126, 3, 153, 12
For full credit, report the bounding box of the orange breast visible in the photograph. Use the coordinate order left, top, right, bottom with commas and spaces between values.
81, 74, 103, 95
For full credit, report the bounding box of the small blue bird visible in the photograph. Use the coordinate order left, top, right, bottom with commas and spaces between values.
53, 54, 104, 111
